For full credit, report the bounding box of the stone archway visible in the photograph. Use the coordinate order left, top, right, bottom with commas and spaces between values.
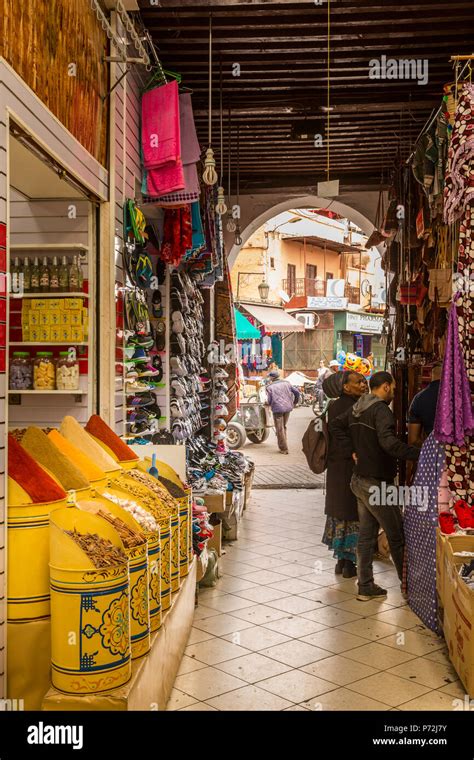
226, 191, 379, 268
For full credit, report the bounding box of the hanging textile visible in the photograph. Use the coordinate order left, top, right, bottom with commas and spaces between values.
141, 81, 181, 169
433, 297, 474, 447
406, 433, 445, 634
144, 93, 201, 202
214, 264, 238, 420
440, 82, 474, 505
159, 206, 193, 266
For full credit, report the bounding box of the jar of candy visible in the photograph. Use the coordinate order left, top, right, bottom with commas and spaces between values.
9, 352, 33, 390
33, 352, 56, 390
56, 350, 79, 390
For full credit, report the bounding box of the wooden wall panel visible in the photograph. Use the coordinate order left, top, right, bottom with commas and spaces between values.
0, 0, 108, 165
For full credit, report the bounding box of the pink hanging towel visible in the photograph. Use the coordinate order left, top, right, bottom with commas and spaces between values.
142, 80, 181, 169
145, 159, 184, 197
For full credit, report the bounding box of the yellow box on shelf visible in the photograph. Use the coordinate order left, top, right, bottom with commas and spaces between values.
49, 507, 132, 694
28, 311, 41, 327
69, 309, 83, 326
48, 298, 64, 310
59, 326, 72, 342
30, 299, 47, 310
39, 327, 51, 342
60, 311, 71, 326
70, 326, 84, 342
64, 298, 84, 310
49, 310, 61, 327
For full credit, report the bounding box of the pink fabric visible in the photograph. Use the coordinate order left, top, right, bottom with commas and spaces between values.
142, 81, 181, 170
433, 297, 474, 446
145, 160, 184, 196
153, 163, 200, 206
143, 91, 200, 199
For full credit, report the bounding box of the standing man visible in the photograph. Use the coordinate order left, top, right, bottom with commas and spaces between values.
317, 359, 329, 379
316, 359, 340, 409
265, 370, 300, 454
332, 371, 420, 601
408, 363, 442, 443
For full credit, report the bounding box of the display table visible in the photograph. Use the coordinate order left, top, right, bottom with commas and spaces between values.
42, 559, 196, 711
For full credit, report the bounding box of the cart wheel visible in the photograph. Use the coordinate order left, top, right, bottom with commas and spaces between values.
312, 400, 320, 416
247, 427, 270, 444
226, 422, 247, 449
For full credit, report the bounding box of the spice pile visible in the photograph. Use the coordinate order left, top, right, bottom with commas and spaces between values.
158, 475, 186, 499
114, 474, 175, 521
102, 492, 159, 533
127, 470, 179, 511
97, 510, 145, 548
65, 529, 127, 568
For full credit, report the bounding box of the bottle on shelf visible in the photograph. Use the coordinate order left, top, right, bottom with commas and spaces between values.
39, 256, 50, 293
49, 256, 60, 292
68, 256, 80, 292
23, 257, 31, 293
10, 257, 20, 295
59, 255, 69, 291
77, 259, 84, 291
30, 257, 40, 293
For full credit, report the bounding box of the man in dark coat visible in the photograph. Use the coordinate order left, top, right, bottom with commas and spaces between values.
322, 370, 368, 578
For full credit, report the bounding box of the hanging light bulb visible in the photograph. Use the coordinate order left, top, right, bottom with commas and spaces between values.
215, 186, 227, 215
227, 216, 236, 233
234, 222, 242, 246
203, 147, 218, 186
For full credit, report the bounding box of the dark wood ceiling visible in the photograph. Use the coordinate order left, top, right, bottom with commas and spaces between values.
137, 0, 474, 194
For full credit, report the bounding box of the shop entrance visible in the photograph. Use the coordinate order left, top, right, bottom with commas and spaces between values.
7, 129, 98, 430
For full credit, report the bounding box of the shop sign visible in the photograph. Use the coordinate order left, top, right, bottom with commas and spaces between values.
345, 312, 384, 334
307, 296, 348, 310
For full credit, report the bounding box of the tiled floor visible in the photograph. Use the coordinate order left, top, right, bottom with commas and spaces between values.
168, 489, 465, 711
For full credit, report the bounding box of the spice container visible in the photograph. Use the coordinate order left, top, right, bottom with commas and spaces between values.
9, 351, 33, 390
33, 352, 56, 390
56, 351, 79, 390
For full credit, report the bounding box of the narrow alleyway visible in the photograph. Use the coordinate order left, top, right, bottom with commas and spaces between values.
167, 419, 464, 711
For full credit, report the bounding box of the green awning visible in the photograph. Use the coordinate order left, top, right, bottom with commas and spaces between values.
234, 308, 261, 339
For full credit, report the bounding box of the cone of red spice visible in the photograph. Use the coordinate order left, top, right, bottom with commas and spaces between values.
85, 415, 139, 462
8, 434, 67, 504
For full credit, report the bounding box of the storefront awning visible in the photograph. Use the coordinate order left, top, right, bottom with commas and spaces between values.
241, 303, 305, 333
234, 308, 261, 339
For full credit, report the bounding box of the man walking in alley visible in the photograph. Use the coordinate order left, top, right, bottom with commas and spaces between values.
265, 370, 300, 454
332, 371, 421, 601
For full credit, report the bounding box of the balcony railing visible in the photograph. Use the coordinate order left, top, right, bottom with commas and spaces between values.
282, 278, 361, 304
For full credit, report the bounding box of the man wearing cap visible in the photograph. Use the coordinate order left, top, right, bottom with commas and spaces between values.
265, 371, 300, 454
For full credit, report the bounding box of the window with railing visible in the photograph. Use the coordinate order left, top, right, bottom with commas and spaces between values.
282, 278, 361, 303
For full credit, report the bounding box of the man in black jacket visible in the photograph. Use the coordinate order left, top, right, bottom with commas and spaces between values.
332, 371, 420, 601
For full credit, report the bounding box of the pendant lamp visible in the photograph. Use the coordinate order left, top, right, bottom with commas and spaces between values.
202, 14, 218, 186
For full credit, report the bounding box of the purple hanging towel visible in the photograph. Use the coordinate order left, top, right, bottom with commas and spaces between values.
433, 297, 474, 446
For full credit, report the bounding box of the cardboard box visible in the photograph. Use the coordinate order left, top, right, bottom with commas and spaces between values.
50, 326, 62, 342
48, 299, 63, 310
208, 522, 222, 557
64, 298, 83, 310
443, 534, 474, 698
69, 309, 82, 326
39, 312, 50, 326
59, 326, 72, 342
30, 299, 47, 310
49, 310, 61, 327
28, 311, 41, 327
60, 312, 71, 326
38, 326, 51, 342
70, 326, 84, 342
203, 492, 226, 514
29, 326, 41, 342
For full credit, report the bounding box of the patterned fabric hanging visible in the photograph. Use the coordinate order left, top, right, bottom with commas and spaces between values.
406, 434, 445, 633
442, 82, 474, 504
